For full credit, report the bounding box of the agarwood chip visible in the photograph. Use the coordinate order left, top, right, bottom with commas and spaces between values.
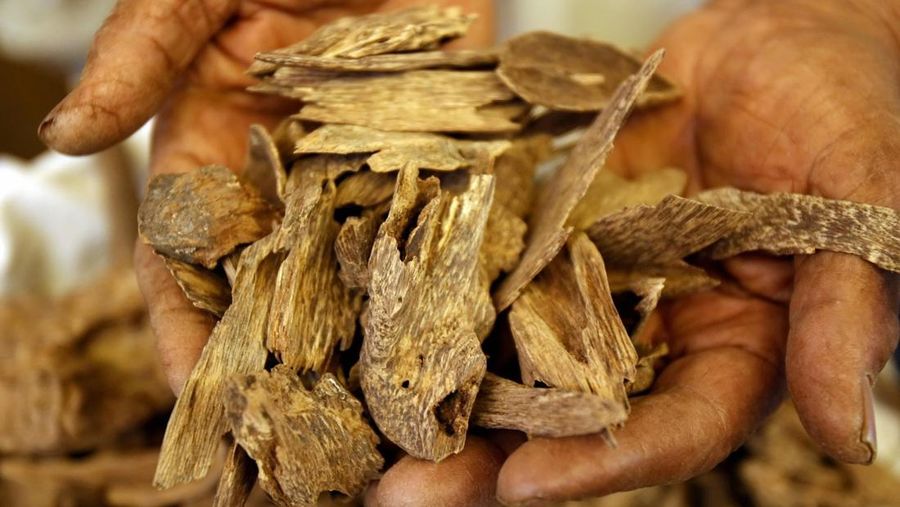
495, 50, 665, 310
471, 373, 627, 437
224, 367, 383, 507
607, 264, 720, 298
267, 166, 361, 373
285, 154, 368, 196
335, 170, 396, 208
277, 71, 524, 133
497, 31, 679, 112
698, 188, 900, 272
335, 205, 389, 290
164, 258, 231, 318
252, 48, 497, 74
361, 168, 493, 461
296, 124, 470, 173
510, 233, 637, 405
480, 203, 527, 283
154, 232, 283, 488
213, 443, 257, 507
139, 166, 276, 269
587, 194, 750, 267
250, 6, 474, 76
628, 342, 668, 395
271, 118, 306, 166
241, 124, 287, 211
493, 134, 552, 218
570, 167, 688, 229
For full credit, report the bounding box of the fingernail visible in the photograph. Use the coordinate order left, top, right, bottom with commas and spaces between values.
859, 373, 877, 464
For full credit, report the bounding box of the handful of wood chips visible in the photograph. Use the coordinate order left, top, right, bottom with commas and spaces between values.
136, 7, 900, 506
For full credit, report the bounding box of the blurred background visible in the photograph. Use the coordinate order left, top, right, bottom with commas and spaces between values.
0, 1, 897, 506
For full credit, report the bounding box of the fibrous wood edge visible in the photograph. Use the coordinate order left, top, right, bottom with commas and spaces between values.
154, 232, 283, 489
138, 166, 276, 269
698, 187, 900, 273
335, 204, 389, 290
252, 48, 497, 74
471, 373, 627, 437
509, 233, 637, 404
249, 6, 474, 75
607, 263, 720, 298
224, 367, 383, 507
495, 50, 665, 310
497, 31, 680, 112
280, 70, 525, 133
241, 124, 287, 211
164, 258, 231, 317
266, 163, 361, 373
570, 167, 688, 230
361, 168, 493, 461
213, 443, 257, 507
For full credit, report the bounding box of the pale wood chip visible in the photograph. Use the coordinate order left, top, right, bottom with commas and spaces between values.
570, 167, 688, 230
495, 50, 665, 310
213, 443, 257, 507
139, 166, 277, 269
267, 166, 361, 373
698, 188, 900, 272
471, 373, 627, 437
282, 71, 524, 133
164, 258, 231, 317
224, 367, 383, 507
510, 233, 637, 404
336, 170, 396, 208
335, 204, 390, 290
155, 232, 283, 488
498, 31, 679, 112
252, 48, 497, 75
361, 168, 493, 461
587, 194, 750, 267
241, 124, 287, 211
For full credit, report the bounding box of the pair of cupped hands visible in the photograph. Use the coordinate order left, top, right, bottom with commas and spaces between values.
39, 0, 899, 505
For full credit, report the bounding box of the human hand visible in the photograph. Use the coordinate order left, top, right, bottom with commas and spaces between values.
368, 0, 900, 505
38, 0, 494, 394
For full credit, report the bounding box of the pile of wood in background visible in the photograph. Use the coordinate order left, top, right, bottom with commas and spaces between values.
134, 6, 900, 506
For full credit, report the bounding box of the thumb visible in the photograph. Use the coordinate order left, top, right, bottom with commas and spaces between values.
39, 0, 238, 155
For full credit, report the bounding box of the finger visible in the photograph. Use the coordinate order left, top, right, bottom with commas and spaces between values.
498, 292, 787, 504
788, 252, 899, 464
366, 435, 505, 507
39, 0, 238, 155
134, 241, 215, 394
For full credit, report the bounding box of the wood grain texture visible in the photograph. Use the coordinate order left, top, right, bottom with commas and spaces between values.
138, 166, 276, 269
224, 367, 383, 507
570, 167, 688, 230
213, 443, 257, 507
509, 233, 636, 406
252, 48, 497, 74
471, 373, 627, 437
335, 170, 395, 208
335, 204, 389, 290
241, 124, 286, 212
497, 31, 679, 112
495, 50, 665, 310
154, 232, 283, 488
698, 188, 900, 272
164, 258, 231, 317
361, 168, 493, 461
266, 163, 362, 373
607, 263, 720, 298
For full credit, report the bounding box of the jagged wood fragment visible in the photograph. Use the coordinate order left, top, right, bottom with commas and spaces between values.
271, 118, 305, 169
498, 31, 679, 112
278, 71, 525, 133
138, 166, 276, 269
241, 124, 287, 211
336, 170, 396, 208
154, 232, 283, 489
164, 258, 231, 317
361, 168, 493, 461
213, 443, 257, 507
284, 154, 368, 196
629, 342, 669, 395
224, 367, 383, 507
698, 188, 900, 272
471, 373, 627, 437
570, 167, 688, 229
249, 6, 474, 76
607, 264, 720, 298
335, 205, 389, 290
509, 233, 637, 403
267, 164, 361, 372
495, 50, 665, 310
586, 194, 749, 270
253, 48, 497, 74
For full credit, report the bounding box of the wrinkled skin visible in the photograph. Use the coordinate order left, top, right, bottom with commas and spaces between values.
40, 0, 899, 505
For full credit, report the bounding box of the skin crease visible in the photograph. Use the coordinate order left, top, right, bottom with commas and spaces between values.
38, 0, 898, 506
